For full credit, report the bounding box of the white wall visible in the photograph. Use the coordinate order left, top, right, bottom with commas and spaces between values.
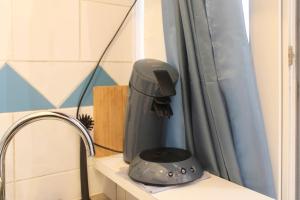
250, 0, 282, 197
143, 0, 166, 60
0, 0, 136, 199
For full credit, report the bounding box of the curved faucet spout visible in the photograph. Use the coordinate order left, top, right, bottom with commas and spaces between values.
0, 111, 95, 200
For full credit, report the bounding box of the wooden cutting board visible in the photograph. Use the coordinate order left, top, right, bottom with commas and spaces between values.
93, 86, 128, 157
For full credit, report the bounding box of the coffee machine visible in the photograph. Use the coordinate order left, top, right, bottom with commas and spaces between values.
123, 59, 179, 163
123, 59, 203, 186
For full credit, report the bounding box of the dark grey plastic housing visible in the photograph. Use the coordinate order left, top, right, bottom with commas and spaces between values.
128, 148, 204, 186
123, 59, 179, 163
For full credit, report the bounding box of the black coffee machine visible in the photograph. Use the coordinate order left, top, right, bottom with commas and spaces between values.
123, 59, 203, 186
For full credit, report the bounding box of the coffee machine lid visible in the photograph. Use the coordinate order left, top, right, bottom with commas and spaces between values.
130, 59, 179, 97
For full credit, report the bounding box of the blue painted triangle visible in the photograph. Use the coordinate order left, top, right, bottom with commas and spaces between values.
60, 67, 116, 108
0, 64, 55, 113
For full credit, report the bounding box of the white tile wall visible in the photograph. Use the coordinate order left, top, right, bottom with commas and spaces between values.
0, 0, 12, 60
15, 169, 78, 200
144, 0, 166, 61
13, 107, 94, 181
0, 0, 137, 198
80, 1, 135, 62
14, 167, 112, 200
14, 118, 81, 180
9, 62, 96, 108
12, 0, 80, 61
0, 113, 14, 183
0, 113, 13, 133
6, 183, 15, 200
82, 0, 135, 7
102, 62, 133, 85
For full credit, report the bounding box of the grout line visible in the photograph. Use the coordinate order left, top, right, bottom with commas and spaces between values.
14, 166, 95, 183
14, 168, 79, 183
81, 0, 131, 8
5, 181, 14, 184
4, 105, 94, 116
6, 60, 133, 63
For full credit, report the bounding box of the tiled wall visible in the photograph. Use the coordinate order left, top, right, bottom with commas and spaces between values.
143, 0, 165, 61
0, 0, 136, 199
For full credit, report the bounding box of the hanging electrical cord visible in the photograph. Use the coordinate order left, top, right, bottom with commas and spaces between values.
76, 1, 138, 200
77, 0, 138, 152
76, 0, 138, 119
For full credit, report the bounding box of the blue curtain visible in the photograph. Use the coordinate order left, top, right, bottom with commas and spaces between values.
162, 0, 276, 198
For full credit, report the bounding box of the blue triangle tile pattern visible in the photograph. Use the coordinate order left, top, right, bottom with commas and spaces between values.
60, 67, 116, 108
0, 63, 55, 113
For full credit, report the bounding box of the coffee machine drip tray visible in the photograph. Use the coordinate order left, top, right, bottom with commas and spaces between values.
128, 148, 204, 186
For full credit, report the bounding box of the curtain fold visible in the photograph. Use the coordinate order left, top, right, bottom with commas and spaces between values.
162, 0, 276, 198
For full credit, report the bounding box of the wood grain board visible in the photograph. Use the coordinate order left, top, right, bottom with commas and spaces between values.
93, 86, 128, 157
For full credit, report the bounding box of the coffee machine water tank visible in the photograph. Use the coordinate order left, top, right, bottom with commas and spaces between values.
123, 59, 179, 163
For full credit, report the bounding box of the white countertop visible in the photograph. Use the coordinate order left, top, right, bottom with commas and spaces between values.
94, 154, 274, 200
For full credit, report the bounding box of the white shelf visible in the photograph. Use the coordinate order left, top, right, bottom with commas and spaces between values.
94, 154, 274, 200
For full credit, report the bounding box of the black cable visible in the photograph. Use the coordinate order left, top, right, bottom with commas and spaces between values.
76, 1, 138, 200
76, 0, 138, 118
94, 143, 123, 153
